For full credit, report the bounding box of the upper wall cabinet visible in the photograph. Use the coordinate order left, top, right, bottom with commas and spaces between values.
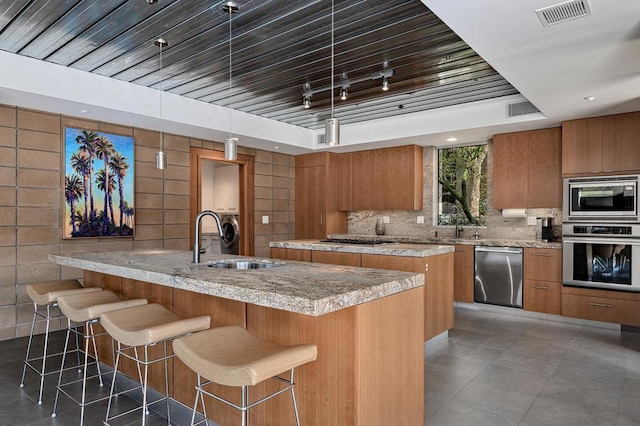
339, 145, 423, 211
562, 112, 640, 176
493, 128, 562, 209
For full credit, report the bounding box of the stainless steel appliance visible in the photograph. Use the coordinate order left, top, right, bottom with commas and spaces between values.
219, 214, 240, 255
474, 246, 523, 308
562, 223, 640, 291
563, 175, 639, 222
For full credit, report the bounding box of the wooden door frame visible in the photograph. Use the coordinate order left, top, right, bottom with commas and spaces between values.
190, 147, 254, 256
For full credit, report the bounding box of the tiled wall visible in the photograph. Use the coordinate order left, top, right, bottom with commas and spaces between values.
0, 104, 295, 341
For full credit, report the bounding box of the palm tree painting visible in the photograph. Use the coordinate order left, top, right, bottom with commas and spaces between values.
63, 127, 135, 238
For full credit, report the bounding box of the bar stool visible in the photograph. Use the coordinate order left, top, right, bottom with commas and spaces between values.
100, 303, 211, 426
173, 325, 318, 426
20, 279, 102, 405
51, 290, 147, 425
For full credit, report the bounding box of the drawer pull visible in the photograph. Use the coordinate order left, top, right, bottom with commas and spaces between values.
590, 302, 614, 308
531, 285, 552, 290
532, 253, 552, 257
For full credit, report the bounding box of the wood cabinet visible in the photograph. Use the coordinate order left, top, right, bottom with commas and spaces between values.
562, 112, 640, 175
339, 145, 423, 211
562, 286, 640, 326
602, 112, 640, 173
312, 250, 361, 266
350, 150, 374, 210
453, 244, 474, 303
493, 128, 562, 209
269, 247, 311, 262
362, 252, 454, 341
295, 152, 347, 239
523, 248, 562, 315
272, 247, 454, 342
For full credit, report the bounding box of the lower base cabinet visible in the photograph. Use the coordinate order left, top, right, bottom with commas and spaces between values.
562, 286, 640, 326
453, 245, 474, 303
524, 280, 561, 315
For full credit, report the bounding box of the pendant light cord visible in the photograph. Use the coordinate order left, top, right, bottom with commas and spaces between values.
228, 8, 233, 140
330, 0, 334, 120
159, 42, 164, 152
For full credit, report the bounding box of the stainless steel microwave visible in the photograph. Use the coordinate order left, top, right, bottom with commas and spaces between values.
563, 175, 639, 223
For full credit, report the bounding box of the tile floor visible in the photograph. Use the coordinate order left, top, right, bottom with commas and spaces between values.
426, 305, 640, 425
3, 306, 640, 425
0, 329, 211, 426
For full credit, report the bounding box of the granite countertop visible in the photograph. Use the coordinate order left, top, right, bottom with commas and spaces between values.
48, 250, 423, 317
269, 240, 454, 257
325, 234, 563, 249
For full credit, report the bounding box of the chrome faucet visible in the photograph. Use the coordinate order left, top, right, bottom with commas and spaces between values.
451, 205, 463, 239
193, 210, 223, 263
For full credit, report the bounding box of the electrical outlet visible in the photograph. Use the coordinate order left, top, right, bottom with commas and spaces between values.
527, 216, 537, 226
417, 216, 425, 224
262, 215, 269, 224
383, 216, 390, 224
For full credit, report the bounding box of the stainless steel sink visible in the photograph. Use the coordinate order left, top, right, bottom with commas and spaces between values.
206, 259, 286, 269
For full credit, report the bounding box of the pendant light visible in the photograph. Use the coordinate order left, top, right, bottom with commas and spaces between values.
325, 0, 339, 146
154, 38, 168, 170
223, 2, 239, 161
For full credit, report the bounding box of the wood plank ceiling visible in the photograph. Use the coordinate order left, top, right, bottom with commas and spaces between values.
0, 0, 519, 130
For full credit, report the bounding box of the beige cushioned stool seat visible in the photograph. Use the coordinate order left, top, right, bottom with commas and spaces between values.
57, 290, 147, 323
26, 280, 102, 306
100, 303, 211, 347
173, 325, 318, 387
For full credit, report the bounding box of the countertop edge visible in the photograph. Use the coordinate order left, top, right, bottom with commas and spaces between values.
269, 240, 455, 256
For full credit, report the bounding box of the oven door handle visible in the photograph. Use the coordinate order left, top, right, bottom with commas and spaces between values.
562, 236, 640, 245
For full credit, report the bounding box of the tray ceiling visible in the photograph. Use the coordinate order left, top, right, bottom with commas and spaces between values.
0, 0, 519, 130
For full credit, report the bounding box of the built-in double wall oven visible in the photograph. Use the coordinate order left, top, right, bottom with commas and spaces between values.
562, 223, 640, 292
562, 174, 640, 291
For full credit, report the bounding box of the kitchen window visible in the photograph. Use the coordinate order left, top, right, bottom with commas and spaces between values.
437, 144, 488, 226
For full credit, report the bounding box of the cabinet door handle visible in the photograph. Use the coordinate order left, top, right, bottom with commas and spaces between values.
320, 212, 323, 225
531, 285, 552, 290
590, 302, 614, 308
532, 253, 552, 257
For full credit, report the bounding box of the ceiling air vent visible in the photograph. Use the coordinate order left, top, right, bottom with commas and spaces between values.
536, 0, 592, 27
317, 133, 325, 145
507, 101, 540, 118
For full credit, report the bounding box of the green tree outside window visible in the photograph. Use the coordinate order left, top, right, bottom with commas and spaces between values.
438, 145, 488, 226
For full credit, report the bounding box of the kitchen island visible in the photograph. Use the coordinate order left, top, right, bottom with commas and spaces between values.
270, 240, 455, 341
49, 250, 425, 426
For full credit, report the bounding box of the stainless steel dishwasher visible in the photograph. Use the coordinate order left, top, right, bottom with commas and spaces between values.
474, 246, 524, 308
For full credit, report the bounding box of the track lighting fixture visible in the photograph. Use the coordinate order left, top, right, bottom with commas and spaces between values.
302, 67, 394, 109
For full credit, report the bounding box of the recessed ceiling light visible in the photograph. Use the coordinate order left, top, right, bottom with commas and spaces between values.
80, 109, 89, 114
446, 137, 458, 142
584, 96, 595, 101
